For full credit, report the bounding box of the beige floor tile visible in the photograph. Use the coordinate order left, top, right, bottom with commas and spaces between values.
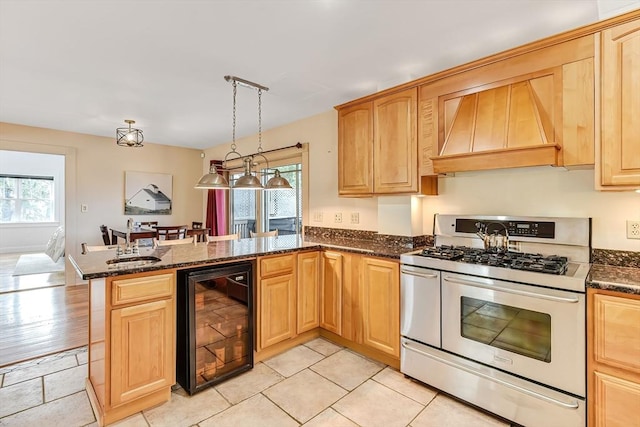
0, 377, 42, 418
303, 408, 358, 426
372, 367, 437, 405
333, 380, 424, 427
410, 394, 509, 427
0, 391, 94, 427
44, 364, 87, 402
76, 350, 88, 365
110, 412, 149, 426
199, 394, 298, 427
310, 349, 384, 391
263, 344, 324, 377
264, 369, 347, 423
303, 338, 342, 356
144, 386, 229, 427
2, 355, 77, 386
215, 362, 284, 404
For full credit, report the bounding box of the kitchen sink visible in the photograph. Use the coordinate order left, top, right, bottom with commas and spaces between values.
106, 256, 161, 266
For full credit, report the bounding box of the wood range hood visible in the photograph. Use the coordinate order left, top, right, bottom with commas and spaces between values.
430, 71, 562, 174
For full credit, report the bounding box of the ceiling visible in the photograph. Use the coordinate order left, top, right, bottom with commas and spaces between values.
1, 0, 638, 150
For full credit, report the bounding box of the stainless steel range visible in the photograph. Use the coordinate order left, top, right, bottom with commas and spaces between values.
400, 214, 591, 427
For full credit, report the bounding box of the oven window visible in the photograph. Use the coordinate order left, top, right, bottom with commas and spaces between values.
461, 297, 551, 362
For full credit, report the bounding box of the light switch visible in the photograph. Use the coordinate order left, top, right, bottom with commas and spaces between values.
81, 204, 88, 213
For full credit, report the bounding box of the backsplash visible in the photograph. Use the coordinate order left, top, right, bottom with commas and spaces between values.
304, 226, 433, 249
592, 249, 640, 269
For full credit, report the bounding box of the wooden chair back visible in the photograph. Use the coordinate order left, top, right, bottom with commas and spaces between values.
191, 221, 203, 229
82, 243, 117, 254
250, 229, 278, 238
155, 225, 188, 240
100, 225, 111, 245
153, 236, 194, 247
207, 233, 239, 242
140, 221, 158, 228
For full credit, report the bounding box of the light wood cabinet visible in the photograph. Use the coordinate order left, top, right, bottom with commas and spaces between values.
361, 257, 400, 358
87, 271, 176, 426
588, 289, 640, 426
257, 254, 296, 350
337, 88, 437, 196
297, 251, 320, 333
599, 17, 640, 189
320, 251, 343, 335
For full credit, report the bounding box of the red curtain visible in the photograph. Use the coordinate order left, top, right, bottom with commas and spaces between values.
205, 160, 227, 236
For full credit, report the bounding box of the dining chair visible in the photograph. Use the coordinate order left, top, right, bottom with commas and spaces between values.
207, 233, 240, 242
82, 243, 117, 254
191, 221, 203, 229
153, 236, 195, 247
155, 225, 188, 240
250, 229, 278, 237
140, 221, 158, 228
100, 225, 111, 245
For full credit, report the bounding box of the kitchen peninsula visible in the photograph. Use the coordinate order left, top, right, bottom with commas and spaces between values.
70, 234, 408, 426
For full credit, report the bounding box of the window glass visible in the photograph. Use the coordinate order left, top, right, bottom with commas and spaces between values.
0, 175, 55, 223
461, 296, 551, 362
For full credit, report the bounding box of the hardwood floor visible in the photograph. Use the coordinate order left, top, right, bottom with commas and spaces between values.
0, 252, 88, 367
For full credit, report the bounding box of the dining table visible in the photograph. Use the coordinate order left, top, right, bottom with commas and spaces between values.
110, 227, 157, 245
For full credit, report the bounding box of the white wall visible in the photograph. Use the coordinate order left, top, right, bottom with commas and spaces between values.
0, 151, 65, 253
204, 109, 640, 252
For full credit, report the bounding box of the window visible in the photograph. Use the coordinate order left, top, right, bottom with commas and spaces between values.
0, 175, 55, 223
230, 161, 302, 238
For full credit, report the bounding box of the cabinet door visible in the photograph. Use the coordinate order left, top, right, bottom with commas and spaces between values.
259, 273, 296, 349
111, 298, 175, 406
297, 251, 320, 333
593, 294, 640, 374
320, 251, 343, 335
601, 18, 640, 187
373, 88, 418, 193
362, 257, 400, 357
593, 371, 640, 427
338, 102, 373, 195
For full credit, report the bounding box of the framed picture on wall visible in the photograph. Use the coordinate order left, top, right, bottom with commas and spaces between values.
124, 171, 173, 215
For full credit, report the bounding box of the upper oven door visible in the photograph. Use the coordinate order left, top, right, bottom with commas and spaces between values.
441, 272, 585, 397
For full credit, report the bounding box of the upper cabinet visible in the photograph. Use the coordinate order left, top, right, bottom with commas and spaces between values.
599, 17, 640, 189
420, 35, 596, 174
337, 88, 437, 196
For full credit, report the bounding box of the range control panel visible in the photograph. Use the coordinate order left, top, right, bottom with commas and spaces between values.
455, 219, 556, 239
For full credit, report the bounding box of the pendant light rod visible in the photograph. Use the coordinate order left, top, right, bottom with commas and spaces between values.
224, 75, 269, 92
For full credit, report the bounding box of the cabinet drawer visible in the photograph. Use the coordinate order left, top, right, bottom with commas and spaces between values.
111, 273, 174, 306
594, 294, 640, 373
260, 254, 295, 278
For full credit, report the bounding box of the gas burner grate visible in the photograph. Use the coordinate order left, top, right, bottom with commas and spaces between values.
419, 246, 569, 275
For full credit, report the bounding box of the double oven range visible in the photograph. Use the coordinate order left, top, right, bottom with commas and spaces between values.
400, 215, 591, 427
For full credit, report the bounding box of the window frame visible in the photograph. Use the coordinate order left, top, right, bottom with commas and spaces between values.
0, 174, 58, 224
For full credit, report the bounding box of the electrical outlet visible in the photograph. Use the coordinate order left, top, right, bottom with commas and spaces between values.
334, 212, 343, 223
313, 211, 323, 222
627, 220, 640, 239
350, 212, 359, 224
81, 204, 88, 213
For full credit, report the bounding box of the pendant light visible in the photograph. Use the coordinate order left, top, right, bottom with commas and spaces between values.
116, 119, 144, 147
194, 163, 229, 189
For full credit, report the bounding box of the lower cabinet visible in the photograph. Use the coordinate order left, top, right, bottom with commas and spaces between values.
87, 270, 175, 426
258, 254, 296, 350
588, 289, 640, 427
320, 251, 400, 362
297, 251, 320, 333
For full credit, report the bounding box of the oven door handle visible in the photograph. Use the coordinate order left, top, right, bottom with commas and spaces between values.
442, 276, 580, 303
401, 268, 438, 279
402, 340, 580, 410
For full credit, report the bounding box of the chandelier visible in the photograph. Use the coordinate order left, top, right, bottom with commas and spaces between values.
116, 119, 144, 148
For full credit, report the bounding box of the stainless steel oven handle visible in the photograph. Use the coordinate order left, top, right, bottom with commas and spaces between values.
402, 341, 580, 410
400, 268, 438, 279
442, 276, 580, 303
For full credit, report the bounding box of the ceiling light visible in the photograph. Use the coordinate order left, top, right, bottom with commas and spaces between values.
234, 157, 263, 190
116, 119, 144, 147
194, 163, 229, 189
265, 169, 293, 190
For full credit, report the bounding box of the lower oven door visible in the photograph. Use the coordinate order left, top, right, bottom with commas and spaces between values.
441, 272, 585, 397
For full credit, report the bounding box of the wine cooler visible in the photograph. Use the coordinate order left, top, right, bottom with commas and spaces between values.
176, 262, 254, 395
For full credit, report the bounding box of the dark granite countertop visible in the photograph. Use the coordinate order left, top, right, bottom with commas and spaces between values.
70, 234, 409, 280
587, 264, 640, 296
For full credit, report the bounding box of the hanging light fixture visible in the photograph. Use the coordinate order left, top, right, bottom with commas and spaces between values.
194, 162, 229, 189
116, 119, 144, 147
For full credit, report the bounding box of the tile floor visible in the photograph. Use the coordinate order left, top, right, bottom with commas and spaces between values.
0, 338, 511, 427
